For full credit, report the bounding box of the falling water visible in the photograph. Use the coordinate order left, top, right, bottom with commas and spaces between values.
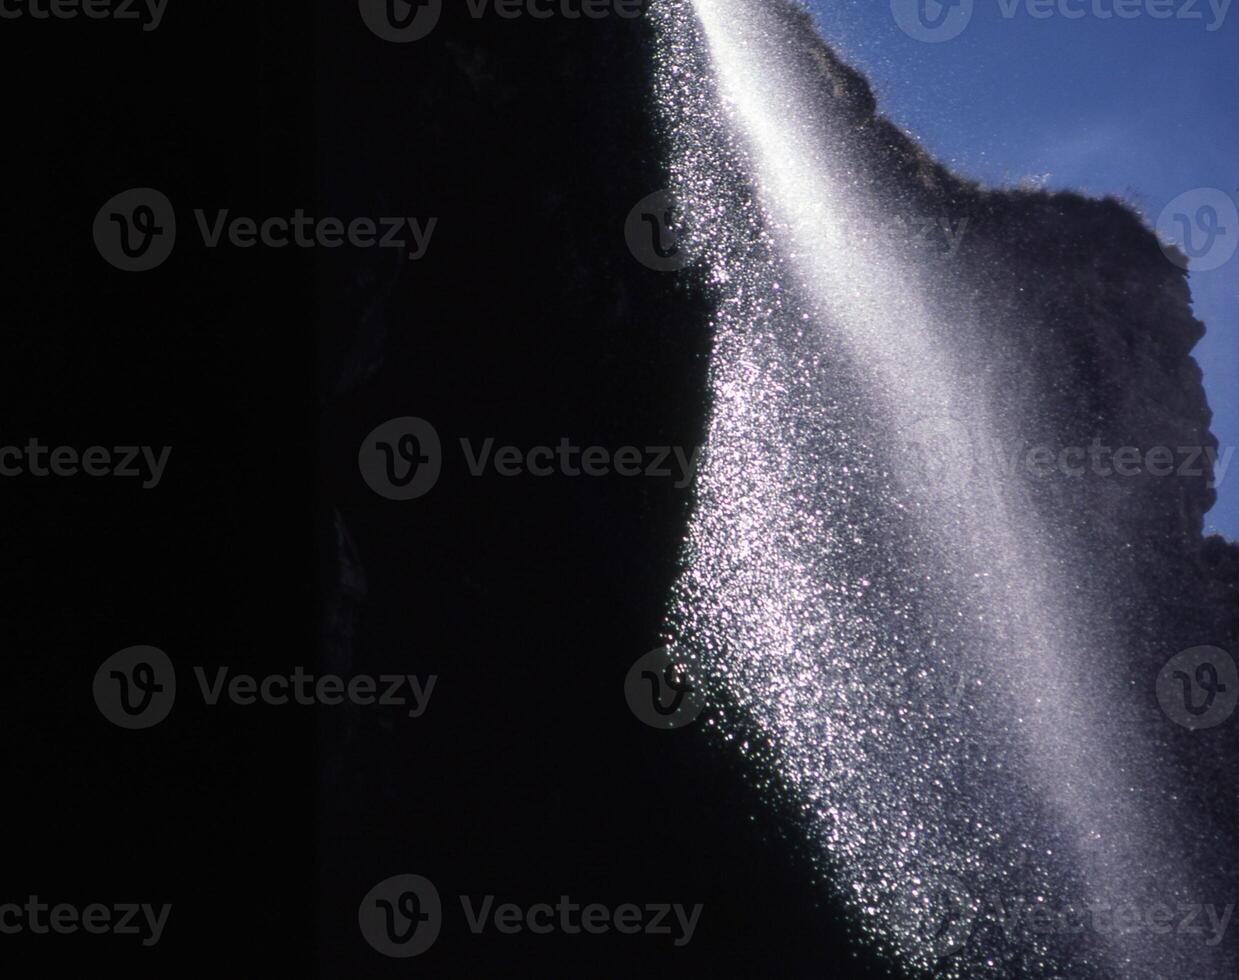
653, 1, 1234, 976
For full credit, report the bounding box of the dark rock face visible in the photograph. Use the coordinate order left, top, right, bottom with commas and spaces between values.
313, 7, 782, 977
9, 1, 1231, 976
314, 2, 1236, 975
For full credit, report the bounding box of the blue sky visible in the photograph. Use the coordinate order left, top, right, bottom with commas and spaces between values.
805, 0, 1238, 538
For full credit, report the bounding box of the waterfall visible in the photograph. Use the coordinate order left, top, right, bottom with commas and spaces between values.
653, 1, 1234, 976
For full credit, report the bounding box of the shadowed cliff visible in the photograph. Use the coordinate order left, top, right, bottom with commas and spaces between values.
315, 2, 1237, 975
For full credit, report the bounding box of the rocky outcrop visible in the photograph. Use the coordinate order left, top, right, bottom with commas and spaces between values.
315, 2, 1236, 974
751, 0, 1237, 645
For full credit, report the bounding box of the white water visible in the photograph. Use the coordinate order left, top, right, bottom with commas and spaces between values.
654, 1, 1231, 976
